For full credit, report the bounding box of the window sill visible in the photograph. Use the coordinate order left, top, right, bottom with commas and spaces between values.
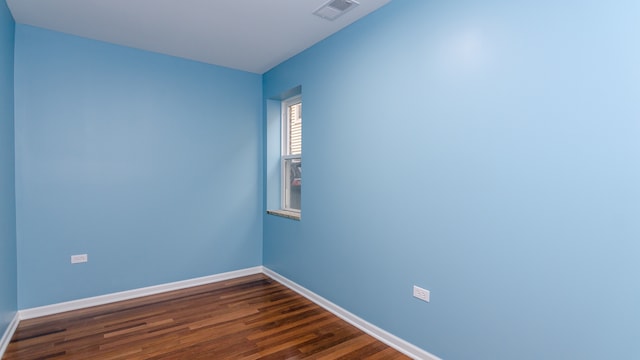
267, 210, 301, 221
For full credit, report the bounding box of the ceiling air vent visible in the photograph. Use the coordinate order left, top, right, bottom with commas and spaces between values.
313, 0, 360, 21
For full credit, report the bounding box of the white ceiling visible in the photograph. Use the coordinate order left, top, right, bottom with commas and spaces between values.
6, 0, 391, 74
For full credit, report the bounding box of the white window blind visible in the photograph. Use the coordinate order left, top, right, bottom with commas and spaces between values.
288, 102, 302, 155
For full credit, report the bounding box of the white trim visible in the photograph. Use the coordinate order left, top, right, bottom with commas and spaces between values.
11, 266, 439, 360
281, 94, 302, 211
263, 267, 441, 360
0, 312, 20, 358
19, 266, 263, 320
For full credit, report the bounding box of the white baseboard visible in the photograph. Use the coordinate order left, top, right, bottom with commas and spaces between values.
0, 312, 20, 358
263, 267, 441, 360
14, 266, 439, 360
20, 266, 263, 320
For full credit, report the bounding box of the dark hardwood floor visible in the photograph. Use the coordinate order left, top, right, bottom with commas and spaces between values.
3, 274, 410, 359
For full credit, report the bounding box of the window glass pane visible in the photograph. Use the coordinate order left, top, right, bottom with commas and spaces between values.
288, 102, 302, 155
284, 157, 301, 210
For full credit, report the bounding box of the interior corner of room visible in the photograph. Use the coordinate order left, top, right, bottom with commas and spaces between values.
1, 0, 639, 359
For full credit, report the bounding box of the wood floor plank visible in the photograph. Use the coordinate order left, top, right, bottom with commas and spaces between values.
3, 274, 411, 359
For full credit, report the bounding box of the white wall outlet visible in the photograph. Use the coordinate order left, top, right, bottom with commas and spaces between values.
413, 285, 430, 302
71, 254, 88, 264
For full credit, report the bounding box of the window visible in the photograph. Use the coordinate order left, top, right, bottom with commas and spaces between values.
282, 96, 302, 212
265, 87, 302, 220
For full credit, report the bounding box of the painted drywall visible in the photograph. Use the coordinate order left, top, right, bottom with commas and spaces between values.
263, 0, 640, 359
14, 25, 263, 309
0, 0, 17, 336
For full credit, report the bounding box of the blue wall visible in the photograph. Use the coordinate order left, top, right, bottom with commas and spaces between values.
263, 0, 640, 359
14, 25, 263, 309
0, 0, 17, 336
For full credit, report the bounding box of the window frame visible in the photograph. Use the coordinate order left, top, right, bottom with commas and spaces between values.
281, 95, 302, 213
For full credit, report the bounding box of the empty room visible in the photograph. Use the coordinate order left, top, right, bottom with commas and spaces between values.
1, 0, 638, 359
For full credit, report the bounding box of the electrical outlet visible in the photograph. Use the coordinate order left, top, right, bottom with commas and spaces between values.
71, 254, 88, 264
413, 285, 430, 302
